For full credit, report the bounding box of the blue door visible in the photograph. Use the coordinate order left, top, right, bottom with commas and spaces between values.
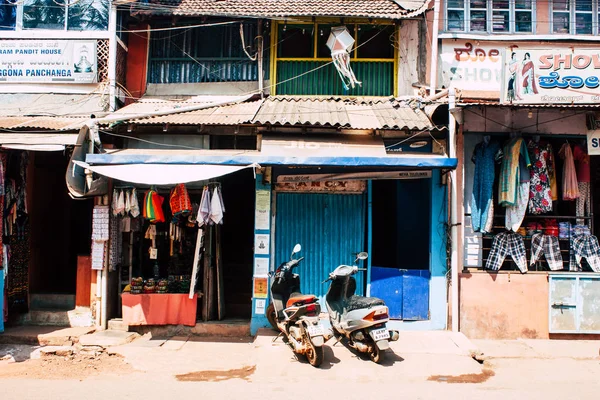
275, 193, 366, 300
370, 267, 430, 320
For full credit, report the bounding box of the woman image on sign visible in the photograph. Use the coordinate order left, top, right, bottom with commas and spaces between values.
507, 52, 521, 101
521, 52, 538, 95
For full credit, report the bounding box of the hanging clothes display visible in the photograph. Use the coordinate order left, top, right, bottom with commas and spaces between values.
527, 140, 554, 215
471, 138, 500, 233
210, 187, 224, 225
572, 235, 600, 272
530, 233, 563, 271
485, 231, 528, 273
143, 189, 165, 223
4, 152, 29, 314
498, 137, 531, 232
169, 184, 193, 218
573, 144, 590, 225
197, 186, 211, 227
558, 143, 579, 201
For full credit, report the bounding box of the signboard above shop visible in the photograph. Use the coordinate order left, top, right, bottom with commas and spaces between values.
0, 40, 98, 84
502, 48, 600, 104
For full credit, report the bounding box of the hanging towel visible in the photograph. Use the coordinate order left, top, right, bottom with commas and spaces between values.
217, 186, 226, 213
111, 189, 120, 217
116, 190, 125, 216
130, 188, 140, 218
210, 187, 224, 225
559, 143, 580, 201
197, 187, 211, 227
125, 190, 131, 215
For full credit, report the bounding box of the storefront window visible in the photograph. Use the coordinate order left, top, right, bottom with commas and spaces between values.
0, 0, 16, 31
552, 0, 598, 35
446, 0, 534, 33
9, 0, 108, 31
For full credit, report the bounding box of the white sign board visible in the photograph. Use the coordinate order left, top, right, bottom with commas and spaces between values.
502, 48, 600, 104
439, 40, 503, 93
588, 130, 600, 155
0, 40, 98, 83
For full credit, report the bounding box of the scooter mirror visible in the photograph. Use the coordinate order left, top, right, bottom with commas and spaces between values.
291, 244, 301, 259
357, 252, 368, 260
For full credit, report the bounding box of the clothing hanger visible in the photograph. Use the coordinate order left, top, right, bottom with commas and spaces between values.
533, 135, 540, 143
483, 135, 491, 145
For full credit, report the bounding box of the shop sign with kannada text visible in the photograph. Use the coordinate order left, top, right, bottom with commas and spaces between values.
439, 40, 503, 93
0, 40, 97, 84
502, 48, 600, 104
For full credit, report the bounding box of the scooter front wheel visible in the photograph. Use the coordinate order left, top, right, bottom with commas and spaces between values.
305, 336, 324, 367
369, 344, 385, 364
266, 304, 278, 331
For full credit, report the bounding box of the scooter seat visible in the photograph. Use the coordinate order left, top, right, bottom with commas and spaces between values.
286, 294, 317, 308
346, 295, 385, 312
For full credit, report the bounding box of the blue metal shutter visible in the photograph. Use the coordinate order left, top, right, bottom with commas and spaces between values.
275, 193, 366, 300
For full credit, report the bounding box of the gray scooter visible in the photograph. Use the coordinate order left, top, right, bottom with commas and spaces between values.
324, 252, 399, 363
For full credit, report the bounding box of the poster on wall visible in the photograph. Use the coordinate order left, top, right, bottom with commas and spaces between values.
255, 190, 271, 230
253, 278, 269, 299
255, 234, 270, 255
0, 40, 98, 83
501, 48, 600, 104
254, 258, 269, 277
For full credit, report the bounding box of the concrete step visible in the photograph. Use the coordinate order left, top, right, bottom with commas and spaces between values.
14, 307, 93, 328
30, 294, 75, 310
79, 330, 140, 348
128, 320, 251, 338
108, 318, 129, 332
0, 326, 95, 346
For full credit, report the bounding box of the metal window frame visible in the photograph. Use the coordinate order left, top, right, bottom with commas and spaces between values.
550, 0, 599, 35
444, 0, 535, 34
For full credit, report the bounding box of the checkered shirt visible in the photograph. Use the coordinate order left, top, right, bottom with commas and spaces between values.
530, 233, 564, 271
572, 235, 600, 273
485, 231, 528, 273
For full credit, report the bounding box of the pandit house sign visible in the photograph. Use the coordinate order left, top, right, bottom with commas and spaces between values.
502, 48, 600, 104
0, 40, 97, 84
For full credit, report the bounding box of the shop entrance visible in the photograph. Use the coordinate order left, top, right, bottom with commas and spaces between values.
219, 168, 255, 319
29, 151, 93, 305
370, 178, 431, 320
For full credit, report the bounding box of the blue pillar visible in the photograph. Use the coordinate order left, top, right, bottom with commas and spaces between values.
250, 173, 273, 335
428, 169, 449, 329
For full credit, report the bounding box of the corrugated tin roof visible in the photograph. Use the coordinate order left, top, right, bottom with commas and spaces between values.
111, 95, 433, 130
127, 0, 429, 19
0, 117, 88, 131
111, 96, 263, 125
254, 96, 433, 130
0, 94, 107, 118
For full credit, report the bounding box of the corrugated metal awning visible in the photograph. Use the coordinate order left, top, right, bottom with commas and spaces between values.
112, 96, 434, 131
0, 117, 88, 131
254, 97, 433, 131
127, 0, 429, 19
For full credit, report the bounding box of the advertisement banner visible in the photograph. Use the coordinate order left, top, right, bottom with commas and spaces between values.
0, 40, 97, 84
439, 40, 504, 93
502, 48, 600, 104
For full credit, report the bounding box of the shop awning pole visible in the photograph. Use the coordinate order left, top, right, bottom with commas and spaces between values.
449, 88, 459, 333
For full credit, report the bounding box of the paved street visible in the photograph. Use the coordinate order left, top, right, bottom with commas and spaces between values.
1, 331, 600, 400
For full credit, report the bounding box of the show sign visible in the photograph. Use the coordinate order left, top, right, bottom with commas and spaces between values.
0, 40, 97, 84
439, 40, 504, 93
502, 48, 600, 104
587, 129, 600, 155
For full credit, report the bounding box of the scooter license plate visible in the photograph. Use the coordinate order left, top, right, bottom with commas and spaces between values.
370, 328, 390, 341
306, 325, 325, 337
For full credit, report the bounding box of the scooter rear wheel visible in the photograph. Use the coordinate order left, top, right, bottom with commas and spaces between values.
266, 304, 278, 331
369, 344, 385, 364
305, 338, 324, 367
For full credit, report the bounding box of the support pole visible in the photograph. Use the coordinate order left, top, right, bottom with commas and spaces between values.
108, 3, 118, 112
429, 0, 441, 95
448, 88, 459, 333
257, 19, 265, 99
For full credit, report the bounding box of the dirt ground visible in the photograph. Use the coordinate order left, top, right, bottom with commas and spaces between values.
0, 352, 134, 380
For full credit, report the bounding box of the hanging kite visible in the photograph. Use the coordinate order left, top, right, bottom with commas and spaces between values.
326, 26, 361, 90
